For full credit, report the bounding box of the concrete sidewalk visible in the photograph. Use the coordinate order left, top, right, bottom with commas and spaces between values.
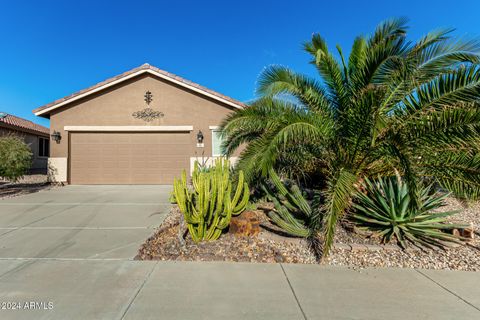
0, 260, 478, 320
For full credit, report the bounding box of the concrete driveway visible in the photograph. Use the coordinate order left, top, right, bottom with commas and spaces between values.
0, 185, 171, 259
0, 186, 479, 319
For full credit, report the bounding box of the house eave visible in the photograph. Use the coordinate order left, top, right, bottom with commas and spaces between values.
34, 68, 245, 117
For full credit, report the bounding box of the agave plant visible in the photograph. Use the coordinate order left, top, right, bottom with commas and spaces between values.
352, 176, 466, 249
221, 18, 480, 256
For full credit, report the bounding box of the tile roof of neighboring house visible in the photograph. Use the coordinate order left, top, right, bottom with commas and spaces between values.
0, 112, 49, 135
33, 63, 246, 116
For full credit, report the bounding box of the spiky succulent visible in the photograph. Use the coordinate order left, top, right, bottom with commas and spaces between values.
262, 170, 312, 237
352, 176, 466, 249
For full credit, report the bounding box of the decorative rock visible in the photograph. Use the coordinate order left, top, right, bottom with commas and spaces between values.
334, 243, 351, 250
229, 211, 261, 237
461, 223, 475, 240
382, 244, 400, 251
452, 224, 475, 241
365, 244, 383, 251
274, 252, 285, 263
137, 201, 480, 271
350, 244, 368, 251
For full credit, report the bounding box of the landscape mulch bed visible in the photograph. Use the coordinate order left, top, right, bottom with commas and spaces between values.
136, 199, 480, 271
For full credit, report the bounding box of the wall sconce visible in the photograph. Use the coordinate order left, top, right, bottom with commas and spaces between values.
51, 131, 62, 144
196, 130, 204, 148
196, 130, 204, 144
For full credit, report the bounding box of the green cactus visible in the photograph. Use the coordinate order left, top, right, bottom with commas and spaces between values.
262, 169, 311, 237
173, 158, 250, 242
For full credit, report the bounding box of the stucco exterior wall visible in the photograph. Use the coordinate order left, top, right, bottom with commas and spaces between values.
47, 74, 241, 182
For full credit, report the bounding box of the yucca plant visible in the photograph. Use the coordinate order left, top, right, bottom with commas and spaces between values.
352, 176, 466, 249
220, 18, 480, 256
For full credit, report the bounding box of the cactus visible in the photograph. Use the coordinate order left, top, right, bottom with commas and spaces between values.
173, 158, 250, 242
168, 191, 177, 204
262, 169, 311, 237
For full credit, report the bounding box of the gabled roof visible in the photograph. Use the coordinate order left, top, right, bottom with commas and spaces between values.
33, 63, 246, 117
0, 112, 49, 135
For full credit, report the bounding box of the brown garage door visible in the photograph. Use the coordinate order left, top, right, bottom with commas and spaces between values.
70, 132, 191, 184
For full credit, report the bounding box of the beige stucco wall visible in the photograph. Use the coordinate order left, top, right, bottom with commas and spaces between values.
0, 126, 48, 172
48, 74, 241, 181
47, 157, 67, 182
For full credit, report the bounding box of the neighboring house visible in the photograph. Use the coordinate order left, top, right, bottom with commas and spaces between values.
33, 63, 245, 184
0, 112, 50, 174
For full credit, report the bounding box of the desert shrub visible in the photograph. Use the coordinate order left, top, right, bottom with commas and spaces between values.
0, 135, 32, 181
173, 158, 249, 242
352, 176, 466, 249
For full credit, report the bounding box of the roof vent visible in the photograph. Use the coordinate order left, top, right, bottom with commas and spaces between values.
0, 112, 7, 119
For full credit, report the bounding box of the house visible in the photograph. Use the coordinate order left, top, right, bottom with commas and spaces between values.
0, 112, 50, 174
33, 63, 245, 184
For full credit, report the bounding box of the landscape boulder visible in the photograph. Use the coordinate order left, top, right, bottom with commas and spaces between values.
229, 211, 261, 237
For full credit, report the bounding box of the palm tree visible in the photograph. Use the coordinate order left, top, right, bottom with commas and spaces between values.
220, 18, 480, 256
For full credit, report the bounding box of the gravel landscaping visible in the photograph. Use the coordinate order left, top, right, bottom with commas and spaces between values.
137, 198, 479, 271
136, 207, 316, 263
0, 175, 55, 199
326, 197, 479, 271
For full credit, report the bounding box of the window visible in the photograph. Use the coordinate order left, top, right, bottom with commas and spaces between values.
211, 130, 225, 156
38, 137, 49, 157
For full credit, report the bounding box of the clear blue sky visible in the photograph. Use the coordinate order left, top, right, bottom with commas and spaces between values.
1, 0, 479, 127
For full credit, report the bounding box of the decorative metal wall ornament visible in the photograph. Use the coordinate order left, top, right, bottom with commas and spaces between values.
132, 108, 164, 122
132, 90, 164, 122
144, 91, 153, 105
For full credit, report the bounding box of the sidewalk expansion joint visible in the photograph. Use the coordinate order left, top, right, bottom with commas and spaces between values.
280, 263, 308, 320
415, 269, 480, 313
119, 261, 158, 320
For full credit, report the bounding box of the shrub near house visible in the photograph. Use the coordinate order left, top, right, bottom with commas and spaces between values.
0, 136, 32, 181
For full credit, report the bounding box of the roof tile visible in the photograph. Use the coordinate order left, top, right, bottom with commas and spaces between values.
33, 64, 246, 115
0, 113, 49, 135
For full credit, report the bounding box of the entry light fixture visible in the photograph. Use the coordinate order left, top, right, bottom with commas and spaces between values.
196, 130, 204, 144
51, 131, 62, 143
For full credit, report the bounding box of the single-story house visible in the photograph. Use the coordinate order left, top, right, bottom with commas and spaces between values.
0, 112, 50, 174
33, 63, 245, 184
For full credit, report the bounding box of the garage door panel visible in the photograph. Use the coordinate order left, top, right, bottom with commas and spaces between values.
70, 132, 190, 184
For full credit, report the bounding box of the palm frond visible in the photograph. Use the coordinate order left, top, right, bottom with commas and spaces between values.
304, 34, 348, 106
320, 169, 357, 256
403, 65, 480, 112
368, 17, 409, 47
256, 66, 333, 114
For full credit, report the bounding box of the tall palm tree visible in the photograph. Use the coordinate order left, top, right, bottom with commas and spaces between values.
221, 18, 480, 256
